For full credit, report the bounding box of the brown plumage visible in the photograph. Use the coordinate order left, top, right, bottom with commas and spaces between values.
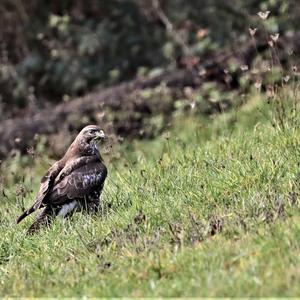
17, 125, 107, 234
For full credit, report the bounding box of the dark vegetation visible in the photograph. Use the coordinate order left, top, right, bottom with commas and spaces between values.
0, 0, 299, 158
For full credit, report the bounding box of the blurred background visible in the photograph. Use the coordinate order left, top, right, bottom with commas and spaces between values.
0, 0, 299, 157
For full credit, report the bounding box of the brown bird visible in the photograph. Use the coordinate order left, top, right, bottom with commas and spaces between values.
17, 125, 107, 233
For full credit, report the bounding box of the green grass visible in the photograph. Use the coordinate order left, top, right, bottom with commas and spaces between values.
0, 94, 300, 297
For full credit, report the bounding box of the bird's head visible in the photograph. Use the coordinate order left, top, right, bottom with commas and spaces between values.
73, 125, 106, 156
79, 125, 106, 144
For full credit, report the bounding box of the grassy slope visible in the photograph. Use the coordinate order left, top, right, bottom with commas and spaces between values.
0, 95, 300, 297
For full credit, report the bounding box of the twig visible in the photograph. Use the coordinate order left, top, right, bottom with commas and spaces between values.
152, 0, 193, 57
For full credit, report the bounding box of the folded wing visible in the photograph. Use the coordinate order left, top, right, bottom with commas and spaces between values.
46, 161, 107, 206
16, 161, 62, 223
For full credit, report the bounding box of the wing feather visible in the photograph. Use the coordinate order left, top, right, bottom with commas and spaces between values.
16, 161, 62, 223
34, 162, 62, 207
46, 161, 107, 206
54, 156, 99, 185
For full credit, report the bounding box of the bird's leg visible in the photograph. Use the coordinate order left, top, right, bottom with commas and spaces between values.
79, 194, 101, 214
86, 197, 101, 214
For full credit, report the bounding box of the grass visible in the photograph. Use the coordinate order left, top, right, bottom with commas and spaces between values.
0, 92, 300, 297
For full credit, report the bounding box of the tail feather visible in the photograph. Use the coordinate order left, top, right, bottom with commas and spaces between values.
27, 207, 54, 235
16, 206, 36, 224
17, 197, 44, 224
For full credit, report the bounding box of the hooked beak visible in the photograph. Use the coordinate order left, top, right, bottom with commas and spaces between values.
95, 130, 106, 140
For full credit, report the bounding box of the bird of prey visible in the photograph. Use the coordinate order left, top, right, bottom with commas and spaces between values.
17, 125, 107, 234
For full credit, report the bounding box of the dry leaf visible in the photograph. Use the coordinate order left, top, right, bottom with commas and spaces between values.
254, 81, 262, 89
257, 11, 270, 20
249, 28, 257, 36
240, 65, 249, 71
270, 33, 279, 42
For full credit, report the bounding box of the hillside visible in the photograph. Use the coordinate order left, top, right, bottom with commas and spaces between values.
1, 91, 299, 297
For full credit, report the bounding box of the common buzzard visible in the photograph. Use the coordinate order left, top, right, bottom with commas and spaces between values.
17, 125, 107, 233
